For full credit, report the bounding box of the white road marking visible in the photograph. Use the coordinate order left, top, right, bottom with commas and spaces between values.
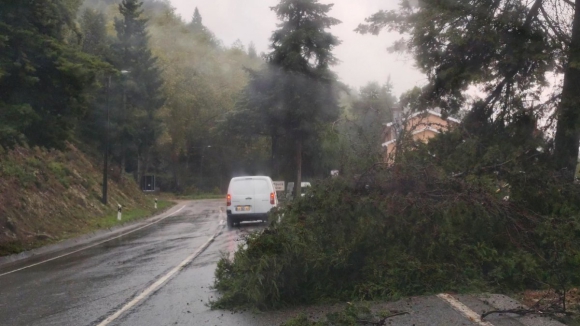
0, 205, 187, 277
437, 293, 495, 326
219, 219, 225, 226
96, 230, 221, 326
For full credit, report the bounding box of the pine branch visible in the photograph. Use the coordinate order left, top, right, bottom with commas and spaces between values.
539, 5, 572, 44
523, 0, 544, 29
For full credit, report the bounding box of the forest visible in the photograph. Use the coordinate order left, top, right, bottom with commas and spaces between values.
0, 0, 396, 195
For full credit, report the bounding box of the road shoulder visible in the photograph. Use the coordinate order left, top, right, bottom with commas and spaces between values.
0, 200, 187, 270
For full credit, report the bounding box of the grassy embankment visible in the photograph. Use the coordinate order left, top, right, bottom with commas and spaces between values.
0, 144, 176, 256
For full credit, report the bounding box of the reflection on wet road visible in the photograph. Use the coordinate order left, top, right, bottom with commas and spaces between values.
0, 200, 263, 326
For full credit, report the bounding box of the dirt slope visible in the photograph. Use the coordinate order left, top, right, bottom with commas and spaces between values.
0, 144, 151, 255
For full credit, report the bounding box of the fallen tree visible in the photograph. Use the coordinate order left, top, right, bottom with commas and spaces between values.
213, 111, 580, 311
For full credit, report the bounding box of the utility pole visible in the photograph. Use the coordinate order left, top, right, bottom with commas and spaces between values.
102, 70, 130, 204
102, 75, 111, 205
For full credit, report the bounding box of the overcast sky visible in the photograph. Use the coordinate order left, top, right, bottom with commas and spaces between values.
167, 0, 425, 97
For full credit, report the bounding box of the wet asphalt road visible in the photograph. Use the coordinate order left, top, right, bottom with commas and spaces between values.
0, 200, 566, 326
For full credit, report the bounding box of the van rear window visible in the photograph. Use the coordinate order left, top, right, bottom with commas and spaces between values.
253, 180, 270, 195
230, 179, 270, 195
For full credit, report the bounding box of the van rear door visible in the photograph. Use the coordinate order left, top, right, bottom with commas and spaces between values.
229, 178, 255, 214
251, 178, 273, 214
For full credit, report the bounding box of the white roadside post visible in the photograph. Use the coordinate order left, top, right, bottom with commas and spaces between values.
117, 204, 122, 221
272, 181, 285, 223
154, 198, 158, 209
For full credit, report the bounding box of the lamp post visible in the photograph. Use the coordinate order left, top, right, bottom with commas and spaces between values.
102, 75, 111, 205
102, 70, 130, 205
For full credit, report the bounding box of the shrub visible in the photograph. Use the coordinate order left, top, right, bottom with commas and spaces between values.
214, 109, 580, 311
1, 160, 36, 186
213, 162, 580, 310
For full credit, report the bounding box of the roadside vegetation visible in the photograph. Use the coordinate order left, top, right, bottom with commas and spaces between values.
214, 167, 580, 310
173, 194, 224, 200
213, 108, 580, 319
0, 144, 173, 256
92, 199, 171, 229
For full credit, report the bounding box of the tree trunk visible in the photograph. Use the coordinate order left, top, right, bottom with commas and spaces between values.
554, 2, 580, 180
120, 84, 127, 180
295, 138, 302, 197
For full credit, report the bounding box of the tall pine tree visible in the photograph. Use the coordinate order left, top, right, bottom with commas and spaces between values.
268, 0, 342, 196
191, 7, 203, 31
188, 7, 216, 45
224, 0, 342, 187
113, 0, 164, 181
80, 9, 109, 58
247, 42, 258, 59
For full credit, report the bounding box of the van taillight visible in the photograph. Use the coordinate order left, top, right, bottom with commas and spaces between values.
227, 194, 231, 206
270, 192, 275, 205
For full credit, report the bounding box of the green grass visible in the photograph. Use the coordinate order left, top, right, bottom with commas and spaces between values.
0, 239, 56, 257
174, 194, 224, 200
91, 200, 174, 229
0, 200, 177, 257
0, 242, 30, 257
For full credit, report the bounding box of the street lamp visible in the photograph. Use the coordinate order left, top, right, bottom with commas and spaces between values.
102, 70, 130, 205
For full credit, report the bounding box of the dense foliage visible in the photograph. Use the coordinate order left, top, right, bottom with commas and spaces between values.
77, 0, 279, 192
0, 0, 107, 149
110, 0, 165, 181
331, 82, 397, 176
213, 115, 580, 309
1, 0, 277, 192
357, 0, 580, 179
0, 0, 391, 193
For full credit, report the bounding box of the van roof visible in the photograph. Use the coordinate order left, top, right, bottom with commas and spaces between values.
230, 176, 272, 181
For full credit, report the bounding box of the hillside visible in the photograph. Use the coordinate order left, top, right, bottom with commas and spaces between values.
0, 144, 157, 256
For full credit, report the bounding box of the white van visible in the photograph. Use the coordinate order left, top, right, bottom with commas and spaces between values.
226, 176, 278, 226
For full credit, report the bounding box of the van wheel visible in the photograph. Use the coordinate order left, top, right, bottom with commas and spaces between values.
227, 215, 234, 228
